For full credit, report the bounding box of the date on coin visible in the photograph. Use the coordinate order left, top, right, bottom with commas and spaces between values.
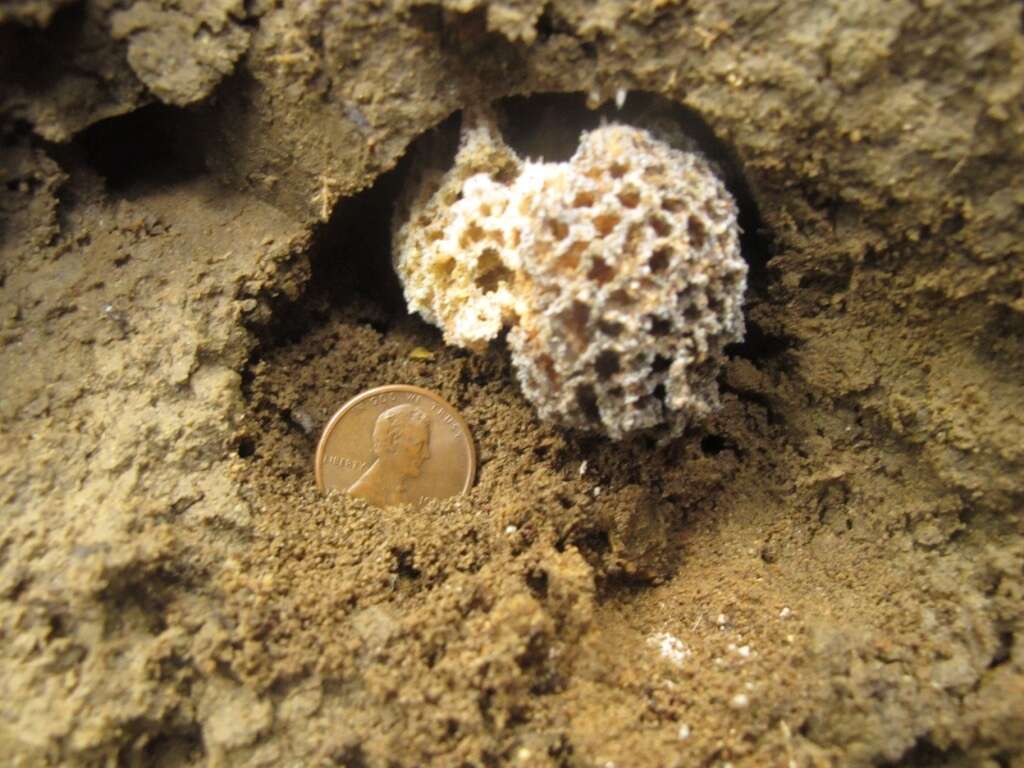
315, 385, 476, 509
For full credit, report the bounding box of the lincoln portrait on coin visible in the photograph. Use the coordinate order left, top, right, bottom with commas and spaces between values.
348, 404, 431, 507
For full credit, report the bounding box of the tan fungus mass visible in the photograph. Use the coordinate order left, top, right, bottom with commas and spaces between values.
393, 114, 747, 440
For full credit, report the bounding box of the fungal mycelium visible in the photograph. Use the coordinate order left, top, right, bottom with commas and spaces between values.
392, 110, 747, 440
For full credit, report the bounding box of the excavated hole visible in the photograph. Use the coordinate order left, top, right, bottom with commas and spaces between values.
133, 725, 204, 766
700, 434, 729, 455
244, 113, 464, 352
52, 103, 208, 194
575, 385, 601, 421
240, 92, 778, 496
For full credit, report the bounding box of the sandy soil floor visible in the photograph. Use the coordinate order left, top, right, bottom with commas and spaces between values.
1, 1, 1022, 765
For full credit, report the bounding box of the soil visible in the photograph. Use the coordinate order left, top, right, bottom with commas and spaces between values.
1, 1, 1022, 766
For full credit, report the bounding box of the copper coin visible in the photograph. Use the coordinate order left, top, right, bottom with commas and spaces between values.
315, 385, 476, 508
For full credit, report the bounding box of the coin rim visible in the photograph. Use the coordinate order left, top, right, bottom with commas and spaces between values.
314, 384, 477, 497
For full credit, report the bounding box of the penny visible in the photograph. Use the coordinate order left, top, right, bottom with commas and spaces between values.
315, 385, 476, 509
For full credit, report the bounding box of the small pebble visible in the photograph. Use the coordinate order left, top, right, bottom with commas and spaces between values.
409, 346, 435, 361
729, 693, 750, 710
647, 632, 691, 667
